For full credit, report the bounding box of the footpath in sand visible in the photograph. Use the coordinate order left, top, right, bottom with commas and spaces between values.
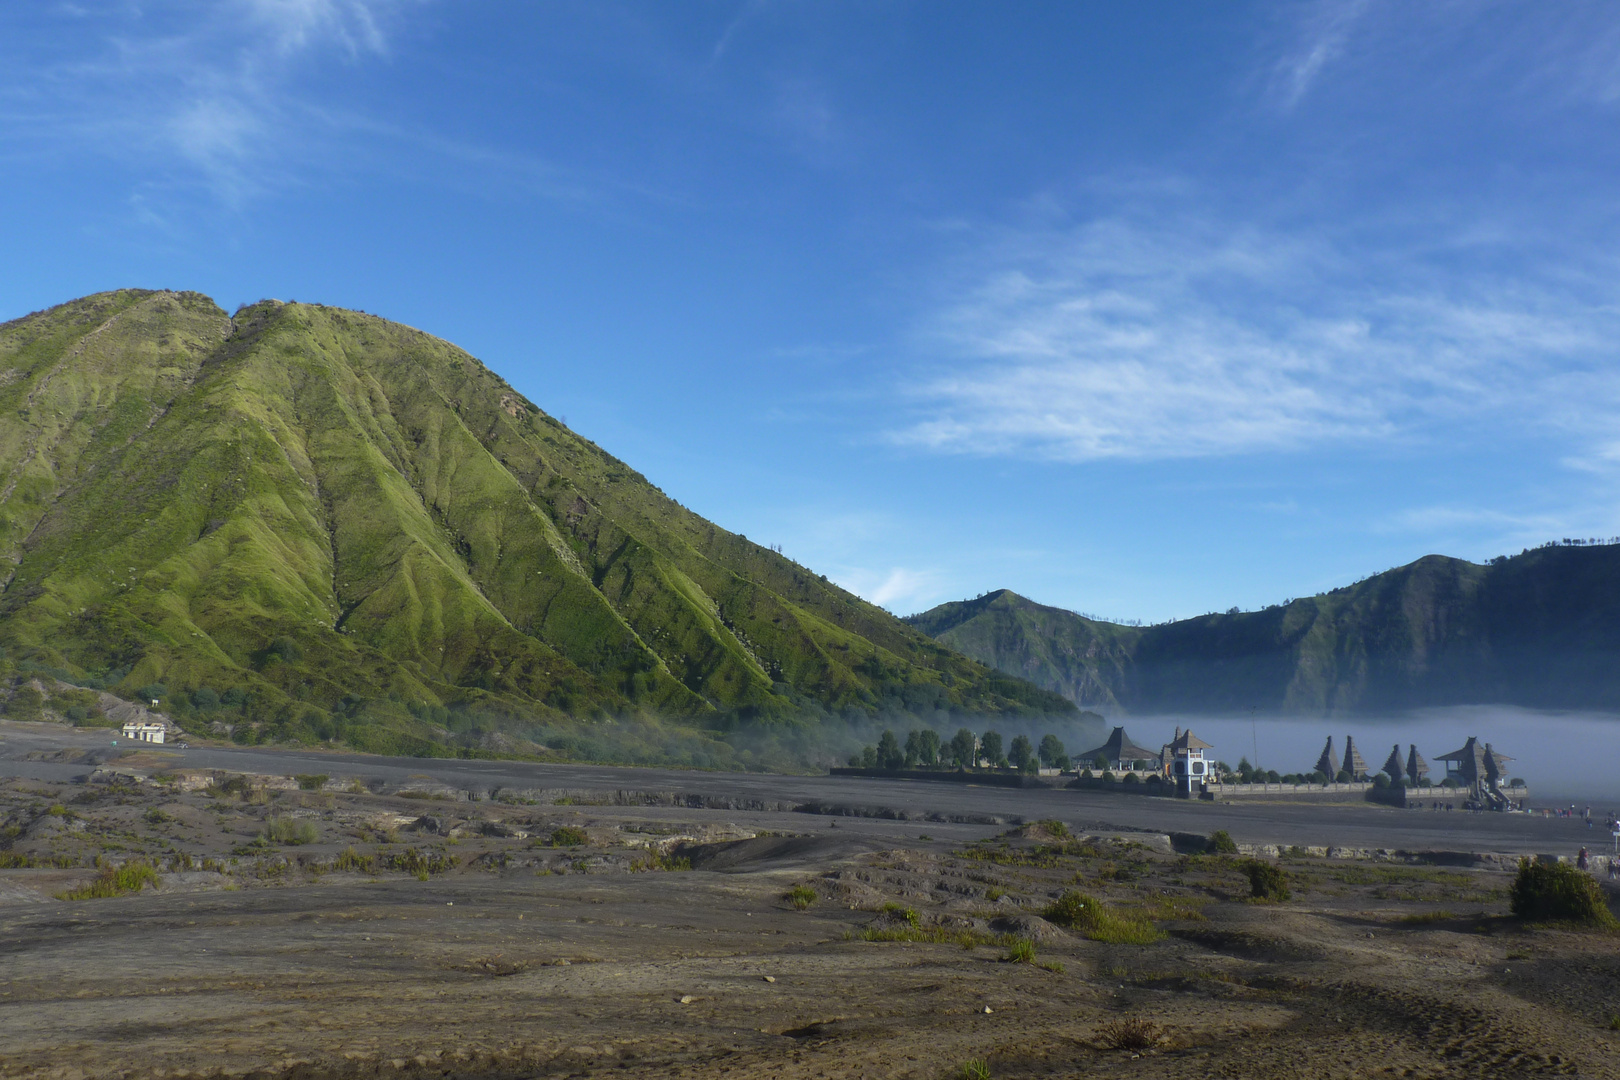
1, 726, 1618, 1078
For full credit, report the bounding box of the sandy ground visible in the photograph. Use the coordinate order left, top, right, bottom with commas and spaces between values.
3, 736, 1620, 1079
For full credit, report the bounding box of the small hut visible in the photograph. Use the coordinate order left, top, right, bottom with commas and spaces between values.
1075, 726, 1161, 773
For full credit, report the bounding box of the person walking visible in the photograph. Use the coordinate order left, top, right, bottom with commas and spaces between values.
1577, 846, 1589, 871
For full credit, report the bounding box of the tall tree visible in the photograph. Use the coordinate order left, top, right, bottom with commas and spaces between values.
918, 728, 941, 766
950, 728, 976, 768
1038, 733, 1066, 767
876, 729, 904, 770
980, 730, 1005, 768
1009, 734, 1035, 772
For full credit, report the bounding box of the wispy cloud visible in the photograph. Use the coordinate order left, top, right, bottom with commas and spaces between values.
835, 566, 941, 611
892, 202, 1620, 464
1267, 0, 1372, 109
1262, 0, 1620, 114
1, 1, 415, 204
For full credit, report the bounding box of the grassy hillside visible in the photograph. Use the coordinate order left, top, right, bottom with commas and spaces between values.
908, 543, 1620, 715
0, 290, 1072, 762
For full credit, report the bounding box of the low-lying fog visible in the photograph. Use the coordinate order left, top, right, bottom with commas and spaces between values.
1126, 707, 1619, 809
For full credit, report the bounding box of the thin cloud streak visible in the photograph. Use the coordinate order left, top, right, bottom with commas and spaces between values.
893, 208, 1620, 464
0, 1, 415, 204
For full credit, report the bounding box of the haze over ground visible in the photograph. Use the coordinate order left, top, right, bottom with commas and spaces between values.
3, 3, 1618, 622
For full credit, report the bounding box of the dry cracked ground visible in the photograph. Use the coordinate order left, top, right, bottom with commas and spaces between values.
2, 758, 1620, 1079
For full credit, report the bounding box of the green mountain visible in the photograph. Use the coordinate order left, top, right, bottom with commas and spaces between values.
0, 289, 1071, 758
908, 545, 1620, 715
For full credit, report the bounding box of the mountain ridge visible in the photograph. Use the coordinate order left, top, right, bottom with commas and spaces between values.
907, 543, 1620, 715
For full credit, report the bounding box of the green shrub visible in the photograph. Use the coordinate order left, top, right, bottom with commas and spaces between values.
295, 774, 329, 790
1042, 889, 1163, 945
1207, 830, 1238, 854
786, 885, 817, 910
1244, 859, 1291, 901
1006, 938, 1036, 964
265, 817, 318, 845
1036, 819, 1069, 838
880, 901, 920, 927
56, 861, 158, 900
1509, 859, 1618, 927
958, 1059, 991, 1080
330, 846, 376, 873
550, 825, 588, 847
5, 686, 43, 721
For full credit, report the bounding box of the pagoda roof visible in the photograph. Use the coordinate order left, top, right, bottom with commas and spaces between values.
1436, 737, 1513, 782
1076, 726, 1160, 763
1168, 729, 1212, 752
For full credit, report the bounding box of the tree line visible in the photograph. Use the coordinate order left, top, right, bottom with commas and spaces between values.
849, 728, 1071, 773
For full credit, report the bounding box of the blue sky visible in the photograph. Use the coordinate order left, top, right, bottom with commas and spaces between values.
3, 2, 1619, 622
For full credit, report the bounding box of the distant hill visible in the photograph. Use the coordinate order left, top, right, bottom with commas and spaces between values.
907, 544, 1620, 715
0, 290, 1071, 758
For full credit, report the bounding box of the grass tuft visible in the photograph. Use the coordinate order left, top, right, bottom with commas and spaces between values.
1006, 938, 1036, 964
265, 817, 318, 845
1095, 1016, 1162, 1050
1042, 889, 1164, 945
56, 861, 158, 900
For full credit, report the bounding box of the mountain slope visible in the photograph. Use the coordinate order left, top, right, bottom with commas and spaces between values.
0, 290, 1072, 750
908, 545, 1620, 714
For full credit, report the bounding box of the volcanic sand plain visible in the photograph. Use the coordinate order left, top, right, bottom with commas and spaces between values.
2, 720, 1619, 1080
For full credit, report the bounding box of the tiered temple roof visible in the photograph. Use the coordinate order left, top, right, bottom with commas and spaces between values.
1075, 726, 1161, 768
1167, 729, 1212, 754
1315, 736, 1340, 778
1381, 744, 1406, 784
1343, 736, 1370, 780
1406, 745, 1429, 783
1436, 737, 1513, 785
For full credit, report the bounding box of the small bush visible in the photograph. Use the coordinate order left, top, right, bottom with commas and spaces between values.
1509, 859, 1618, 928
56, 861, 158, 900
629, 851, 692, 872
330, 847, 376, 873
1096, 1016, 1162, 1050
1207, 830, 1238, 854
5, 686, 44, 721
1042, 890, 1163, 945
880, 901, 920, 927
265, 817, 318, 845
786, 885, 817, 910
1036, 819, 1069, 838
550, 826, 588, 847
295, 774, 329, 791
1006, 938, 1036, 964
1244, 860, 1291, 901
379, 848, 458, 876
958, 1059, 991, 1080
